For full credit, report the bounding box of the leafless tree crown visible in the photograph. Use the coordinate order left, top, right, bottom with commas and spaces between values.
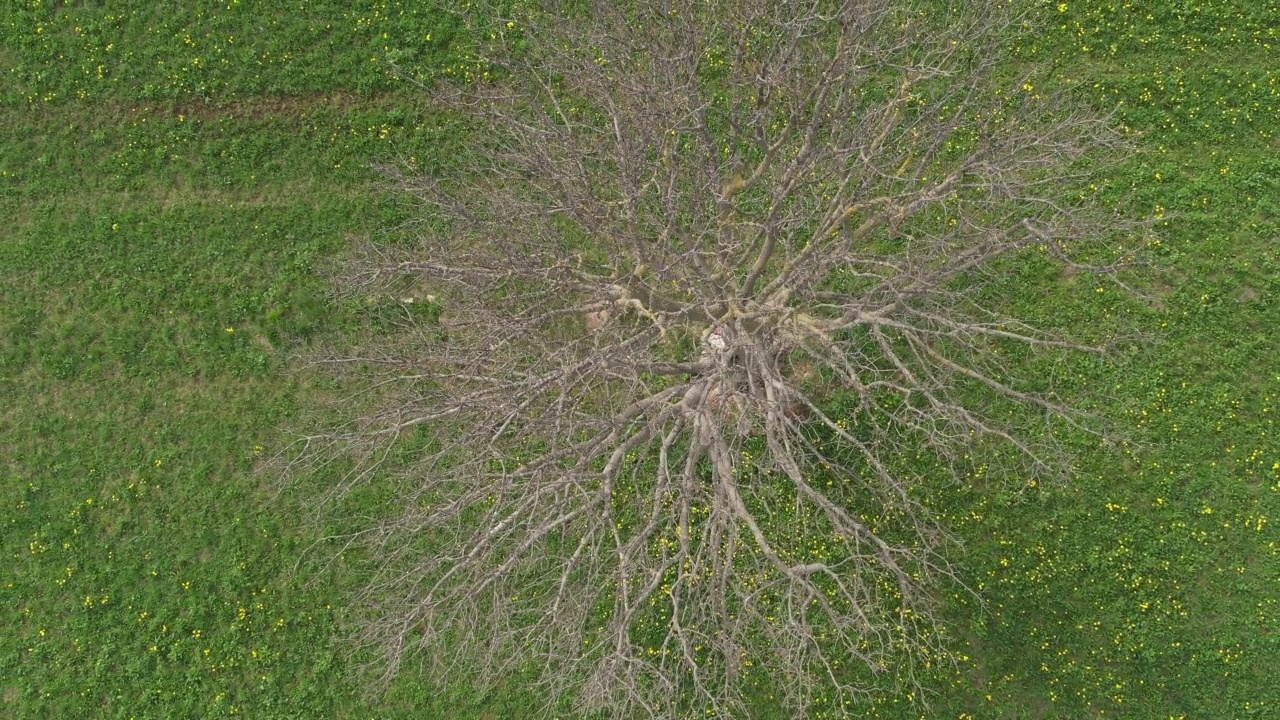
294, 0, 1133, 716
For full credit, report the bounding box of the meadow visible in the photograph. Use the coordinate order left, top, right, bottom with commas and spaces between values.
1, 1, 1275, 718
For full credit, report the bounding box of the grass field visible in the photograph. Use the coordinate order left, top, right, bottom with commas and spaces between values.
2, 1, 1276, 718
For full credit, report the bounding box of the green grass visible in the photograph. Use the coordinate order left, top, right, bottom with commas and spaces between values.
2, 0, 1277, 718
0, 3, 516, 717
886, 1, 1280, 717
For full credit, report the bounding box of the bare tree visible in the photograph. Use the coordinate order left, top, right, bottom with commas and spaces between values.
289, 0, 1135, 716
